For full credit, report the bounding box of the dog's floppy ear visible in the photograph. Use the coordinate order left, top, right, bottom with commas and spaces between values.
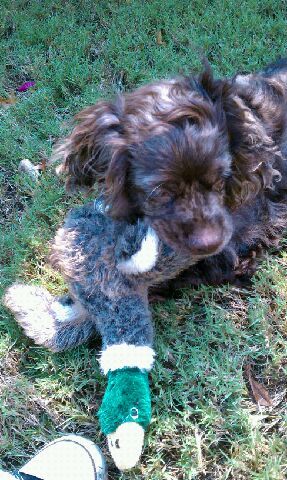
52, 98, 126, 193
222, 77, 284, 207
105, 147, 136, 219
53, 96, 137, 219
200, 66, 284, 207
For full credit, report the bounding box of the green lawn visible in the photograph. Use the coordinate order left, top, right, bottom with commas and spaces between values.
1, 1, 287, 478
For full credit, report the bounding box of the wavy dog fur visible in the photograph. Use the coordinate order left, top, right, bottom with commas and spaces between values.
53, 59, 287, 290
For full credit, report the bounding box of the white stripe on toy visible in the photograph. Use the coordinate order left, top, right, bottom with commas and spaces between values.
99, 343, 155, 374
117, 227, 159, 274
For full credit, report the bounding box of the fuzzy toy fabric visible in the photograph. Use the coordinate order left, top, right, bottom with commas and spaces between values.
99, 368, 151, 435
4, 200, 196, 470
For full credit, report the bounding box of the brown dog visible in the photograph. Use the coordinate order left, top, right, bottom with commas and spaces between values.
53, 59, 287, 291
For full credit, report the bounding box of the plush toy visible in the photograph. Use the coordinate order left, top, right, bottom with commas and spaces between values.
4, 199, 193, 470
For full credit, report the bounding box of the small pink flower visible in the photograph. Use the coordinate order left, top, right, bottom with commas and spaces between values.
17, 81, 36, 92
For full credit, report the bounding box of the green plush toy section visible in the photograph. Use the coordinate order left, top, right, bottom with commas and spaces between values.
98, 368, 151, 435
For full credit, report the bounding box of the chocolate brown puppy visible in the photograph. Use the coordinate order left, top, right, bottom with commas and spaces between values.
54, 58, 287, 291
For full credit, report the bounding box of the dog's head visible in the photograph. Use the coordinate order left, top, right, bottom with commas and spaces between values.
54, 71, 233, 257
127, 119, 233, 256
54, 66, 283, 258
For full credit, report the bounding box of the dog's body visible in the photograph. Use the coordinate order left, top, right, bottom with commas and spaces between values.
54, 59, 287, 293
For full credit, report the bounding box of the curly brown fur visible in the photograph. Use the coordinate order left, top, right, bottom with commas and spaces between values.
53, 59, 287, 290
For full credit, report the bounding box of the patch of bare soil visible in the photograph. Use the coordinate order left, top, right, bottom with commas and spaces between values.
0, 165, 25, 226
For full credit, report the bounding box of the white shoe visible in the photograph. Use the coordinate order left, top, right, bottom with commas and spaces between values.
18, 435, 107, 480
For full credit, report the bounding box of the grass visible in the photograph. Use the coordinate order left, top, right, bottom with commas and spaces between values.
0, 0, 287, 478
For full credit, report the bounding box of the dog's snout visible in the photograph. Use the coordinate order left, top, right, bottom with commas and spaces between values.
151, 209, 233, 258
187, 225, 224, 255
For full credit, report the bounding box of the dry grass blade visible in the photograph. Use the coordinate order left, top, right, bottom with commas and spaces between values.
156, 30, 166, 46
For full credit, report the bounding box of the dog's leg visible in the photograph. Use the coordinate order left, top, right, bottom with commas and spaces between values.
3, 284, 96, 352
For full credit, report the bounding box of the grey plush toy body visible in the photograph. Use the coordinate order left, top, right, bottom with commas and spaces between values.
5, 200, 192, 352
4, 200, 195, 470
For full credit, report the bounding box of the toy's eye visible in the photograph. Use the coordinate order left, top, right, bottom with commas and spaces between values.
130, 407, 139, 420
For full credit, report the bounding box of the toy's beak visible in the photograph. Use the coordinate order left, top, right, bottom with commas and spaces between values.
107, 422, 145, 470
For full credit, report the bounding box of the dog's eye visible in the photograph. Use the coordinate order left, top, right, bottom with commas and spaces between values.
145, 191, 175, 214
147, 190, 169, 204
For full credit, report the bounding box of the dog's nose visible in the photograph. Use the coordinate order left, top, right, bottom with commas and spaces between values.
187, 226, 224, 255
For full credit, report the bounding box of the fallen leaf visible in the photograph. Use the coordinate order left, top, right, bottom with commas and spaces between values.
166, 350, 176, 365
156, 30, 166, 46
39, 158, 47, 172
0, 94, 16, 106
245, 364, 272, 407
